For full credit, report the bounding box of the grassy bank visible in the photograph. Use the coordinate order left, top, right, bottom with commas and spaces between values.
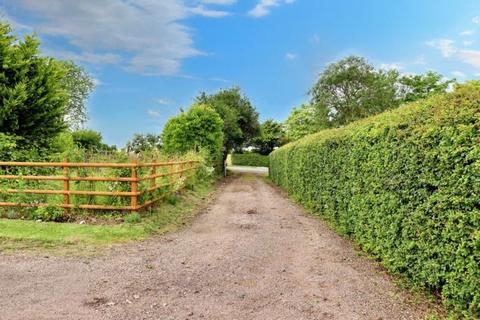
0, 181, 216, 255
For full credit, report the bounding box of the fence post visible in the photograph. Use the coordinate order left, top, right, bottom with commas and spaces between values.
150, 160, 156, 190
63, 158, 69, 216
130, 160, 138, 211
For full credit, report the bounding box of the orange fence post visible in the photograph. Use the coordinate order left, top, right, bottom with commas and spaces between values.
130, 161, 138, 211
63, 159, 69, 216
150, 160, 156, 190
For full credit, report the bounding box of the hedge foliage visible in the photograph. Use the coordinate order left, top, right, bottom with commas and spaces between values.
231, 153, 269, 167
269, 82, 480, 317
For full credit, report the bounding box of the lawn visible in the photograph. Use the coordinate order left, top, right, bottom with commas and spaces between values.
0, 182, 215, 255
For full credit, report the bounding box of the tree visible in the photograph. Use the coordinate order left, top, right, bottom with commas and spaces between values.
195, 87, 259, 157
310, 56, 398, 126
125, 133, 162, 153
284, 104, 330, 141
252, 119, 286, 155
162, 104, 224, 164
0, 22, 66, 147
57, 61, 96, 129
71, 129, 114, 152
398, 71, 454, 104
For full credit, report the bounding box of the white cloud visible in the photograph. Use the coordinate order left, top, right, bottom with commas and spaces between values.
427, 37, 480, 70
413, 55, 426, 65
147, 109, 161, 118
451, 70, 466, 78
92, 78, 102, 86
460, 30, 474, 36
473, 16, 480, 24
157, 98, 173, 105
208, 77, 229, 83
285, 52, 297, 60
189, 5, 230, 17
5, 0, 230, 75
45, 50, 122, 64
310, 34, 320, 44
201, 0, 236, 4
457, 49, 480, 69
248, 0, 295, 18
426, 39, 456, 57
463, 40, 474, 47
379, 62, 403, 70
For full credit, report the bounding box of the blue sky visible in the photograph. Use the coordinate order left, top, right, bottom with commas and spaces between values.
2, 0, 480, 146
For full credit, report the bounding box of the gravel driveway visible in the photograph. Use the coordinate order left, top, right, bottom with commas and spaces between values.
0, 174, 429, 320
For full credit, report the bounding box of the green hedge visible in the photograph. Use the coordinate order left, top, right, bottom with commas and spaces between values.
269, 82, 480, 317
231, 153, 269, 167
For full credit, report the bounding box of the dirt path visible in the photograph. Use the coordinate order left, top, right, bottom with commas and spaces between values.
0, 174, 429, 320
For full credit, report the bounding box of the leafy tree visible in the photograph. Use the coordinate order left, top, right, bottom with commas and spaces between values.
162, 104, 224, 164
125, 133, 162, 153
195, 87, 259, 157
57, 61, 96, 129
0, 22, 66, 147
398, 71, 454, 104
71, 129, 114, 152
252, 119, 286, 155
310, 55, 398, 126
284, 104, 330, 141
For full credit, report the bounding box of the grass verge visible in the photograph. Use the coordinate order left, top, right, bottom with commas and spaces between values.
0, 181, 216, 256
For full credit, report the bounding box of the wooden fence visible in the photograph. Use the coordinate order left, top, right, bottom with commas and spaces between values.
0, 159, 199, 213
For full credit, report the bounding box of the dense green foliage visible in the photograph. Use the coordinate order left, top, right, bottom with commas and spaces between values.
162, 104, 224, 164
125, 133, 162, 153
251, 119, 286, 155
196, 87, 259, 157
398, 71, 454, 104
232, 153, 269, 167
285, 56, 454, 142
57, 60, 95, 129
270, 83, 480, 317
310, 55, 399, 126
0, 22, 66, 148
284, 104, 330, 141
71, 129, 115, 152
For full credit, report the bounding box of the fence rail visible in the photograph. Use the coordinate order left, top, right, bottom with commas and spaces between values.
0, 159, 199, 213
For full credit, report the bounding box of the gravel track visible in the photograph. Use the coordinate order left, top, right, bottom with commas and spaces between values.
0, 174, 428, 320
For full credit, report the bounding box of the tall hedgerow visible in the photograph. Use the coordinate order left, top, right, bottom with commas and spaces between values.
269, 82, 480, 317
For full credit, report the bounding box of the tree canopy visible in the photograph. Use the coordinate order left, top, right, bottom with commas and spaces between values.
284, 104, 330, 141
310, 56, 399, 127
71, 129, 115, 152
125, 133, 162, 154
397, 71, 454, 104
284, 56, 456, 142
0, 22, 67, 147
195, 87, 259, 156
252, 119, 286, 155
161, 104, 224, 164
57, 60, 96, 129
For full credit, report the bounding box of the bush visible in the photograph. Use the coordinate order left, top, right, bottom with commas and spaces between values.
162, 104, 224, 167
269, 82, 480, 317
231, 153, 269, 167
30, 206, 64, 222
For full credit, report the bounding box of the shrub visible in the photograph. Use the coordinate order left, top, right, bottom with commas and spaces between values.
231, 153, 269, 167
162, 104, 224, 167
124, 212, 141, 224
269, 82, 480, 317
30, 206, 64, 222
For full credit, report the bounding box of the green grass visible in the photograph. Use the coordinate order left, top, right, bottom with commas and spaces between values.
0, 181, 215, 255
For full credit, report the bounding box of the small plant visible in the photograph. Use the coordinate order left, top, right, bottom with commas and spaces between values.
124, 212, 141, 224
30, 206, 64, 222
166, 195, 178, 205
